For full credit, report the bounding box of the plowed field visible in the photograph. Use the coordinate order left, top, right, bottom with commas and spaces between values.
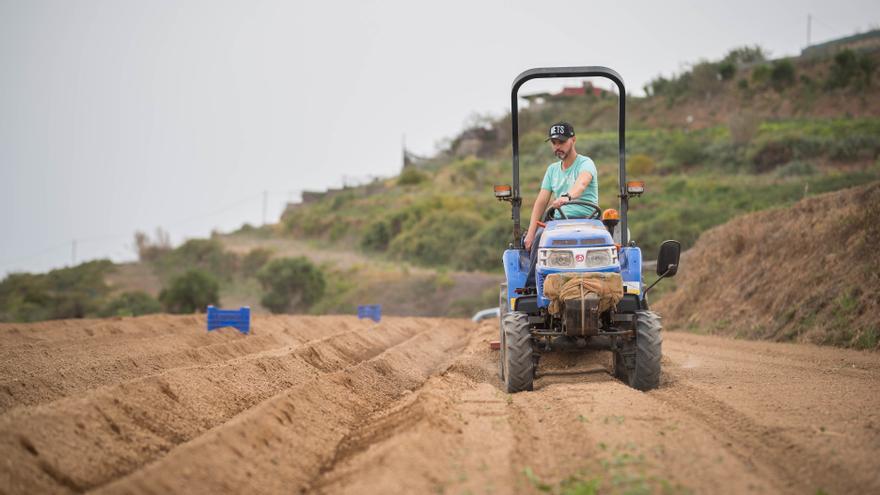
1, 315, 878, 494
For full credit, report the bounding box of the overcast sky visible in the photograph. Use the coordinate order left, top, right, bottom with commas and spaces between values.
1, 0, 878, 275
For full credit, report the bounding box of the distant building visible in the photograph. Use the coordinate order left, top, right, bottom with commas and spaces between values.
522, 81, 612, 104
801, 29, 880, 58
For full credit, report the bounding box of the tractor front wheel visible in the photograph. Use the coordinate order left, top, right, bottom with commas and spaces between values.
613, 310, 662, 391
502, 311, 534, 393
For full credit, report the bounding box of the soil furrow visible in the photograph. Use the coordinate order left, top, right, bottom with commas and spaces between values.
91, 320, 470, 494
1, 315, 878, 495
0, 318, 440, 494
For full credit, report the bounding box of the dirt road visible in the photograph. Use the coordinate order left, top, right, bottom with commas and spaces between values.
1, 315, 877, 494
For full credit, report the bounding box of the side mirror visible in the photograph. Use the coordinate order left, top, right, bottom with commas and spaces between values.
657, 240, 681, 277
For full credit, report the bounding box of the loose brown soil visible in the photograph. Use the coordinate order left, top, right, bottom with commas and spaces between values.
1, 314, 878, 494
656, 181, 880, 349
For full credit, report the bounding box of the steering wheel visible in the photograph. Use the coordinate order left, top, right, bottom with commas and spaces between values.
541, 199, 602, 223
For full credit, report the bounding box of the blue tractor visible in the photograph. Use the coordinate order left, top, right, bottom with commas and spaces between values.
494, 67, 681, 393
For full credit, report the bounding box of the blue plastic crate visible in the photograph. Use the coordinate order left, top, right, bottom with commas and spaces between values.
207, 306, 251, 335
357, 304, 381, 322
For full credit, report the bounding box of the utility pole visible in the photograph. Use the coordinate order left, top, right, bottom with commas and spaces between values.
71, 239, 77, 266
262, 190, 268, 226
807, 14, 812, 47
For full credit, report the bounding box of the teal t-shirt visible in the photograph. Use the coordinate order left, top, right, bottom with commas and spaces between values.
540, 154, 599, 218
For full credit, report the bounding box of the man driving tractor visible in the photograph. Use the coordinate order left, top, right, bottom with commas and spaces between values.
524, 122, 599, 276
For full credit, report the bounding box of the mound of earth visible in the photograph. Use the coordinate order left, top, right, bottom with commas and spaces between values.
655, 181, 880, 349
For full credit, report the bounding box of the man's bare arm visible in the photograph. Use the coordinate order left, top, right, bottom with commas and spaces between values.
525, 188, 552, 250
550, 171, 593, 209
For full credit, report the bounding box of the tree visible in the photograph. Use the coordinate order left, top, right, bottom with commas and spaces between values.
159, 269, 219, 314
257, 257, 326, 313
100, 291, 162, 317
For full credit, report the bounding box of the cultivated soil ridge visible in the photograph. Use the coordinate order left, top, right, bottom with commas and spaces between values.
655, 180, 880, 349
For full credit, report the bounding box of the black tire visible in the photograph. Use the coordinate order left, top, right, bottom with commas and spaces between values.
614, 310, 662, 391
498, 283, 508, 380
502, 312, 534, 393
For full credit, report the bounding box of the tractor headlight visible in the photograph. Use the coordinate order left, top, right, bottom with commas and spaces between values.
584, 248, 613, 268
539, 249, 574, 268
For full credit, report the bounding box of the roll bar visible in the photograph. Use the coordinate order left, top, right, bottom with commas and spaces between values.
509, 67, 628, 248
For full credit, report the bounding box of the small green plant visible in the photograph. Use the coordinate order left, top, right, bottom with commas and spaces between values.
523, 467, 553, 492
257, 257, 326, 313
159, 269, 220, 314
855, 327, 878, 350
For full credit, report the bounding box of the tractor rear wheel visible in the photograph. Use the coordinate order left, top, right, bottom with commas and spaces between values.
502, 311, 534, 393
613, 310, 662, 391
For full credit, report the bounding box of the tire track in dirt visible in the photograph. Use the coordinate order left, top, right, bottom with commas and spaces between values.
0, 317, 455, 494
657, 334, 880, 494
303, 323, 880, 495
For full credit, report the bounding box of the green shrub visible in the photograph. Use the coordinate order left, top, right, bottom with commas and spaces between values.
159, 269, 219, 314
398, 167, 428, 186
749, 135, 824, 172
449, 157, 488, 185
257, 257, 326, 313
456, 216, 511, 271
722, 45, 767, 66
361, 219, 392, 251
241, 248, 273, 277
718, 60, 736, 81
99, 291, 162, 317
154, 239, 239, 281
751, 64, 771, 86
829, 134, 880, 161
667, 137, 706, 166
0, 260, 116, 322
389, 210, 482, 267
826, 49, 876, 90
0, 272, 52, 322
770, 60, 796, 91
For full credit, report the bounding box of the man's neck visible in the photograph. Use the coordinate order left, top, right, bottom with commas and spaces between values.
561, 151, 577, 169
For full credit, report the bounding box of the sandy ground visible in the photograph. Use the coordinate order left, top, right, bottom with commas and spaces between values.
0, 315, 878, 494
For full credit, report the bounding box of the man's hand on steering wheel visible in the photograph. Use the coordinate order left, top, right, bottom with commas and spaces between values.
541, 199, 602, 222
549, 195, 570, 209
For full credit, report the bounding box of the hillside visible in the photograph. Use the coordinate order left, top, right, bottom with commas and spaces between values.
2, 37, 880, 329
655, 181, 880, 349
278, 43, 880, 276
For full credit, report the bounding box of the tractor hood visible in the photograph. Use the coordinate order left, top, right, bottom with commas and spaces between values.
539, 219, 614, 248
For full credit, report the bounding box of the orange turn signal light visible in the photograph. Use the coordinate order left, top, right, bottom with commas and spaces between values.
626, 181, 645, 196
601, 208, 620, 221
493, 184, 512, 199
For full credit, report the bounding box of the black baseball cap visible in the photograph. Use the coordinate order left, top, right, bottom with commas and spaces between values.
545, 122, 575, 142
